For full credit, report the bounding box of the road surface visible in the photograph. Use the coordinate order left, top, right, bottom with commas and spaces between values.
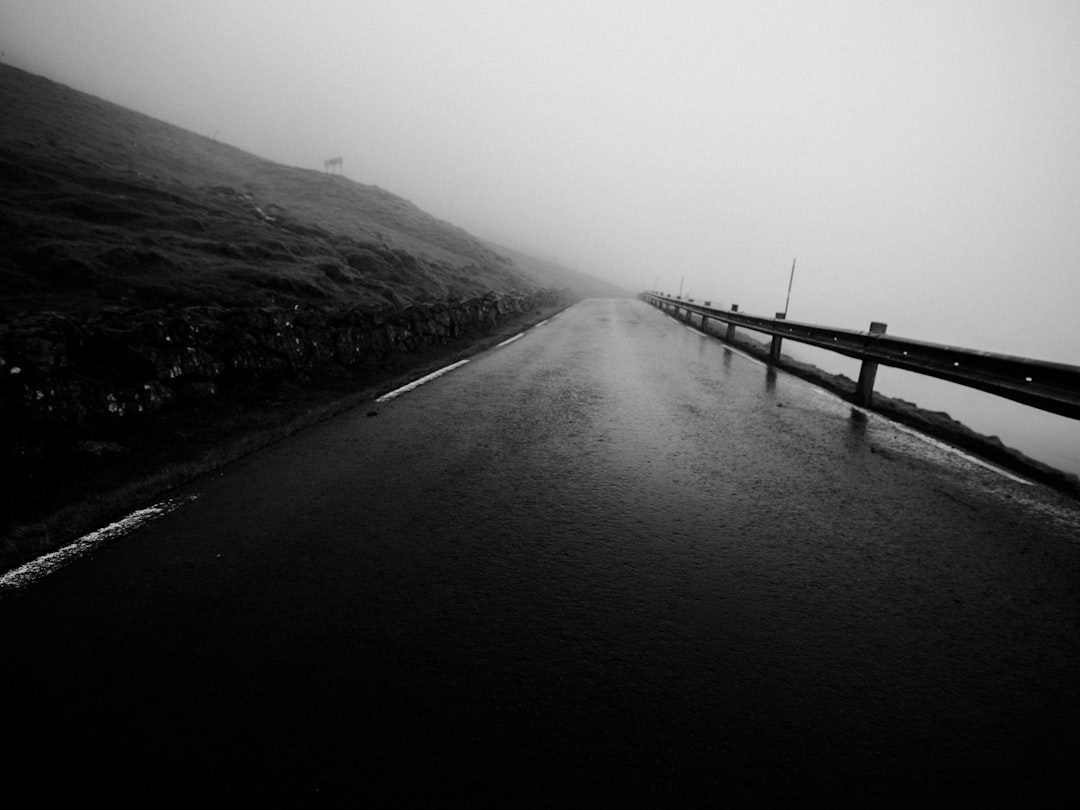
3, 298, 1078, 802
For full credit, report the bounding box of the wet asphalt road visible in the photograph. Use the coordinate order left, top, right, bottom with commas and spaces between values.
3, 298, 1079, 803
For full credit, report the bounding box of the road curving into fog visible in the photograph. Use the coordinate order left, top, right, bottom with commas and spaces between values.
3, 298, 1078, 802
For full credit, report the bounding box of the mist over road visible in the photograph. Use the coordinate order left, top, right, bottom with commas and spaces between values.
3, 299, 1078, 802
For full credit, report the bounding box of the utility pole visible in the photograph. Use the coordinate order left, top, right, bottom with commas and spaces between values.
783, 258, 796, 317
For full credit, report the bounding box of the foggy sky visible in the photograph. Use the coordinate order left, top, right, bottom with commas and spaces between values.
3, 0, 1079, 365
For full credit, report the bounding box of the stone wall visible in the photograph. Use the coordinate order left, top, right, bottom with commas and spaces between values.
0, 289, 563, 426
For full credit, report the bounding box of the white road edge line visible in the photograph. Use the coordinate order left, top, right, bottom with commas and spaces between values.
860, 404, 1033, 485
0, 495, 200, 594
806, 388, 1033, 485
723, 344, 765, 365
376, 310, 558, 403
497, 332, 525, 348
676, 316, 1031, 486
375, 359, 471, 403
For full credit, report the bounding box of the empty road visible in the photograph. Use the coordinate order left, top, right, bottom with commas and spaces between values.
3, 298, 1078, 803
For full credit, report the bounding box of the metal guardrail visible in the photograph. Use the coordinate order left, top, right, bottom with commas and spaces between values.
641, 291, 1080, 420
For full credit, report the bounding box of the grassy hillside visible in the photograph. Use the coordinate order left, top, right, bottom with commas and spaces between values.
0, 64, 601, 573
0, 64, 607, 318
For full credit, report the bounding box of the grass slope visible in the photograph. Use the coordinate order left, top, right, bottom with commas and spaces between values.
0, 64, 611, 318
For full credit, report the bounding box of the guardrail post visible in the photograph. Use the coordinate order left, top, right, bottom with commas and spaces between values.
855, 322, 888, 406
769, 313, 785, 363
726, 305, 738, 342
